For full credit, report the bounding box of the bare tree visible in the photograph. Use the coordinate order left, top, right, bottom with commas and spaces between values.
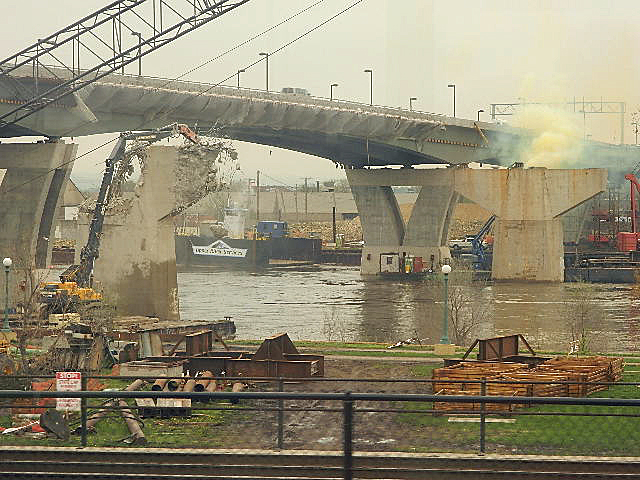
322, 306, 351, 343
426, 265, 490, 346
563, 282, 602, 355
7, 243, 49, 370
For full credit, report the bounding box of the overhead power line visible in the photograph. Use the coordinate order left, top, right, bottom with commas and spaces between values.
4, 0, 366, 194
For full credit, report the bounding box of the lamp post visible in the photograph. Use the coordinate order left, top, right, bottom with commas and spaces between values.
236, 69, 245, 88
477, 109, 484, 121
447, 84, 456, 117
330, 83, 338, 101
440, 264, 451, 344
409, 97, 417, 112
364, 69, 373, 105
259, 52, 269, 91
2, 257, 11, 332
131, 32, 142, 76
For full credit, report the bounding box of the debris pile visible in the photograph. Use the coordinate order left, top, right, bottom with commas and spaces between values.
173, 140, 237, 215
432, 356, 624, 413
134, 373, 247, 418
289, 218, 362, 243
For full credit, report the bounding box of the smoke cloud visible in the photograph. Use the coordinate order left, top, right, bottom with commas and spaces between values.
511, 105, 584, 169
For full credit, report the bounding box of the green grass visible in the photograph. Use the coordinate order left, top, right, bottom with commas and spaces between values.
0, 400, 241, 448
303, 349, 458, 359
396, 368, 640, 455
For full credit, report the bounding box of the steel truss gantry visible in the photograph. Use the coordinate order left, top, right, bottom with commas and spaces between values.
490, 99, 626, 144
0, 0, 251, 130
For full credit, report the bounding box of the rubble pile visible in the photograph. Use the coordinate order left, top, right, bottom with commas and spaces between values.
289, 218, 363, 243
173, 139, 237, 215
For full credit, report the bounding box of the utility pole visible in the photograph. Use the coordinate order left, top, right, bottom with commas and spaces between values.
304, 178, 308, 221
332, 188, 337, 244
294, 184, 299, 222
256, 170, 260, 224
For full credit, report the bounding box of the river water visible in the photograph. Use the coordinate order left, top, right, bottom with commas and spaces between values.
177, 266, 640, 353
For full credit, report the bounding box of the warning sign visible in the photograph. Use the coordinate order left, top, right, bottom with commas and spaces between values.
56, 371, 81, 412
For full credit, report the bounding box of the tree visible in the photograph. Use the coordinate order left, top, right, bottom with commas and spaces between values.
6, 244, 49, 372
563, 282, 602, 355
425, 265, 490, 346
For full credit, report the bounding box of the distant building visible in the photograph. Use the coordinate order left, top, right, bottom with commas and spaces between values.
54, 179, 86, 242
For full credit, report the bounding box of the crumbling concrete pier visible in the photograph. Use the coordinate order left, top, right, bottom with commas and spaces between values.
347, 166, 607, 281
77, 145, 179, 320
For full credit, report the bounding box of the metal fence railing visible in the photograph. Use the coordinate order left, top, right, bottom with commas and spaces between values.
2, 375, 640, 472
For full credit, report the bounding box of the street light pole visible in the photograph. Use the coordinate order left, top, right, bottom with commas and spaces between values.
330, 83, 338, 101
440, 264, 451, 344
131, 32, 142, 76
259, 52, 269, 91
477, 109, 484, 121
237, 69, 245, 88
2, 258, 11, 332
447, 84, 456, 117
409, 97, 417, 112
364, 69, 373, 105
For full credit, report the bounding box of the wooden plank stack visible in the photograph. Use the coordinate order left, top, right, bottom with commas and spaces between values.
431, 356, 624, 413
432, 361, 528, 393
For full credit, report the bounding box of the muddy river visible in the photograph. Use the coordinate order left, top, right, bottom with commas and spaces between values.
178, 266, 640, 353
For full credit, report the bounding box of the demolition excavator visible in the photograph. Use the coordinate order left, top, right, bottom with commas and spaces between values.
39, 124, 199, 318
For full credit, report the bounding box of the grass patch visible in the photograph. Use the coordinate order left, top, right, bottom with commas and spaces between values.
394, 369, 640, 455
0, 401, 240, 448
305, 349, 458, 359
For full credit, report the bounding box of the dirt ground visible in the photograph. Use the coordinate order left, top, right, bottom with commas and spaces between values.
216, 357, 442, 452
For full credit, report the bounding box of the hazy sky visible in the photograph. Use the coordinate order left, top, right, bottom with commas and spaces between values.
3, 0, 640, 188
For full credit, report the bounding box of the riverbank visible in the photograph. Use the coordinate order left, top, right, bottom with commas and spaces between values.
1, 341, 639, 455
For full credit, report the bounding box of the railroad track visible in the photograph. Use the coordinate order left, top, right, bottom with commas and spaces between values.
0, 447, 639, 479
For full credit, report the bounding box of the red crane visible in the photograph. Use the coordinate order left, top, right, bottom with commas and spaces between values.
619, 174, 640, 251
625, 174, 640, 233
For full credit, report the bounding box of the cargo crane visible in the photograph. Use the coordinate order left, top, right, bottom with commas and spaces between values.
616, 173, 640, 252
39, 124, 198, 317
472, 215, 496, 270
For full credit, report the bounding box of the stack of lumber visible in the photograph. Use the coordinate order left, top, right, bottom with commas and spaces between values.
494, 371, 573, 399
544, 356, 624, 382
432, 362, 529, 412
431, 356, 624, 413
433, 389, 520, 412
432, 361, 528, 393
535, 356, 623, 395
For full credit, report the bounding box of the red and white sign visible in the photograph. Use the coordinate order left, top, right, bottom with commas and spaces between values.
56, 371, 81, 411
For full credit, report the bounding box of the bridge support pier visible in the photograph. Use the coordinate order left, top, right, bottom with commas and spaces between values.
346, 169, 455, 276
347, 167, 607, 281
77, 146, 179, 321
453, 167, 606, 281
0, 141, 76, 275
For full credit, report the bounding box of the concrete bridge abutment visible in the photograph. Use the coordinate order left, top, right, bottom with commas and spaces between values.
346, 166, 607, 281
0, 141, 76, 273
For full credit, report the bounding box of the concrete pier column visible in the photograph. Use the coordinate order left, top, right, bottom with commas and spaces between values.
346, 168, 454, 275
455, 167, 607, 281
78, 145, 179, 320
405, 185, 458, 248
349, 184, 405, 246
0, 141, 76, 269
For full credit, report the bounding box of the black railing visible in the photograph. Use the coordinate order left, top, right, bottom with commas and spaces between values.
2, 385, 640, 480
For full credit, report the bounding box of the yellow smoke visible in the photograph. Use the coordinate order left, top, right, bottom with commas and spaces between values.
512, 105, 584, 168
